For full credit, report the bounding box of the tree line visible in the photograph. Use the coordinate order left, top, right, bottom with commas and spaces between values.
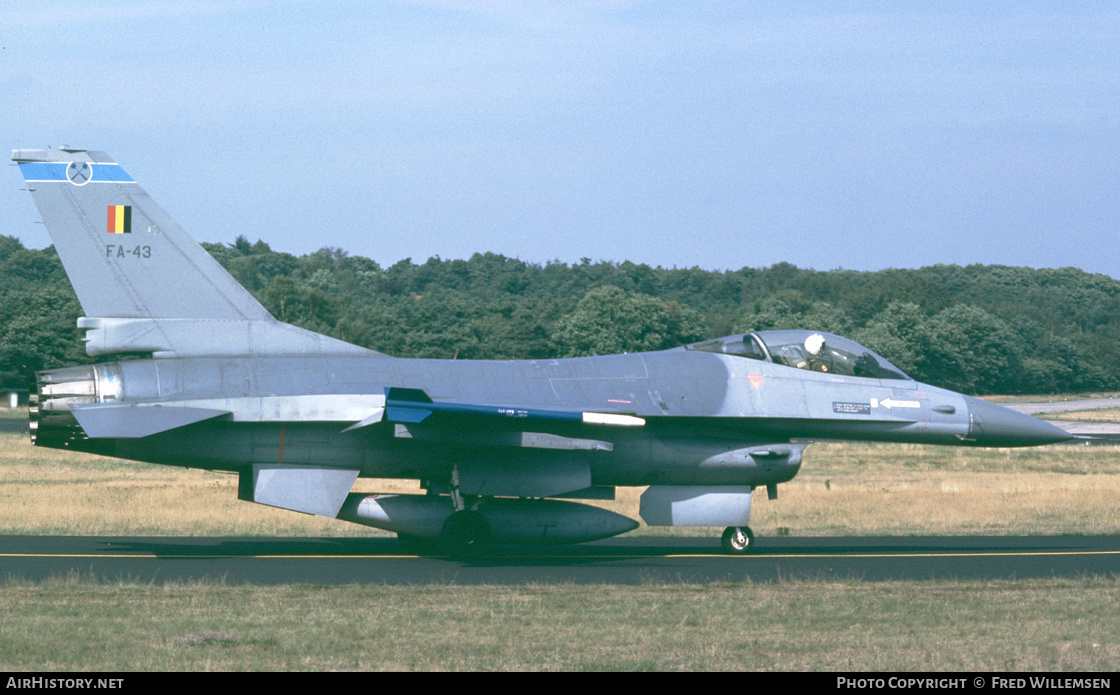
2, 233, 1118, 396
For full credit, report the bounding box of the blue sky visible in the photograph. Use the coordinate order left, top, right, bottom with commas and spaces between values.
3, 2, 1118, 278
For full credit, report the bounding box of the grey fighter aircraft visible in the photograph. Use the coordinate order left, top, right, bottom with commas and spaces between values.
13, 147, 1073, 556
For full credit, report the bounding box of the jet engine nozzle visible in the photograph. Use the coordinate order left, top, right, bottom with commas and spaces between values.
31, 363, 122, 446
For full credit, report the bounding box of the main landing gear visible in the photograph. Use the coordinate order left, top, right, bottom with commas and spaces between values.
721, 526, 755, 554
437, 465, 491, 558
440, 509, 491, 558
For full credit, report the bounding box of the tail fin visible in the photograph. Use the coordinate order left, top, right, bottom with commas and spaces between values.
13, 148, 373, 358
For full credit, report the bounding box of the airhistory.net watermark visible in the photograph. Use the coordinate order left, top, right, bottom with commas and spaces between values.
6, 678, 123, 689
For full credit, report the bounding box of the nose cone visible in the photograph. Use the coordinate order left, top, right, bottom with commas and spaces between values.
963, 396, 1074, 446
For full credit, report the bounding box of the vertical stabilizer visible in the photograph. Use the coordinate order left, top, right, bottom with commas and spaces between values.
13, 148, 374, 358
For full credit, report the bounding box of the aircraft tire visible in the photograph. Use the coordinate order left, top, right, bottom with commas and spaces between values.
721, 526, 755, 555
439, 510, 491, 559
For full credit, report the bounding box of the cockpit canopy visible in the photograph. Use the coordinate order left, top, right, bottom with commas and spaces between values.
685, 330, 910, 381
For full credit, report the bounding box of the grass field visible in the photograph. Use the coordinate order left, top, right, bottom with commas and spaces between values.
2, 408, 1119, 671
2, 428, 1118, 537
0, 576, 1117, 671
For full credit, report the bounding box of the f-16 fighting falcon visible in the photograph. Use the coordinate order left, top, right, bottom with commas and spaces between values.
12, 147, 1073, 556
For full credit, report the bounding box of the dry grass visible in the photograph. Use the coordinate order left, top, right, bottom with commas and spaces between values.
580, 441, 1120, 538
0, 576, 1118, 671
2, 431, 1119, 537
0, 431, 415, 536
3, 426, 1120, 672
746, 442, 1120, 537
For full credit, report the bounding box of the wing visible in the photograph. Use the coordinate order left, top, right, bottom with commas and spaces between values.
343, 387, 646, 499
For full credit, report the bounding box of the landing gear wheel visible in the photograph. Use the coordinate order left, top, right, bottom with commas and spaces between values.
440, 510, 491, 559
721, 526, 755, 555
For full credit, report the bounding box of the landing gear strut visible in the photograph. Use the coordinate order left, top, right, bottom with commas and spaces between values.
438, 464, 492, 558
721, 526, 754, 554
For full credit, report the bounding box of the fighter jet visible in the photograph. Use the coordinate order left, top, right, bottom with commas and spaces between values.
12, 147, 1073, 556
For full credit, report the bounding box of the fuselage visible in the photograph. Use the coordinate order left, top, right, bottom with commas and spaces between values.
33, 336, 1066, 496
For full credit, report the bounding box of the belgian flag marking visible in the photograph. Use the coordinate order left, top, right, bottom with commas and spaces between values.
106, 205, 132, 234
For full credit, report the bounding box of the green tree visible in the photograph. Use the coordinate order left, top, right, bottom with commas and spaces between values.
923, 305, 1024, 394
553, 286, 708, 357
0, 287, 85, 388
735, 290, 851, 335
849, 302, 933, 378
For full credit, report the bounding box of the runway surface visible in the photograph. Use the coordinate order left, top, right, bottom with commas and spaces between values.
1006, 397, 1120, 442
2, 535, 1118, 585
0, 419, 26, 434
1006, 397, 1120, 415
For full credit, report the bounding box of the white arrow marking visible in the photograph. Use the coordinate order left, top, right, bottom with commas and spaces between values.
879, 398, 920, 410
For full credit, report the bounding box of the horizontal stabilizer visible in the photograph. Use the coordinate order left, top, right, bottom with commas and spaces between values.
71, 404, 229, 438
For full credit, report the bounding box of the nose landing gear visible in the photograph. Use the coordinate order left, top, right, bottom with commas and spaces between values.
721, 526, 755, 554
